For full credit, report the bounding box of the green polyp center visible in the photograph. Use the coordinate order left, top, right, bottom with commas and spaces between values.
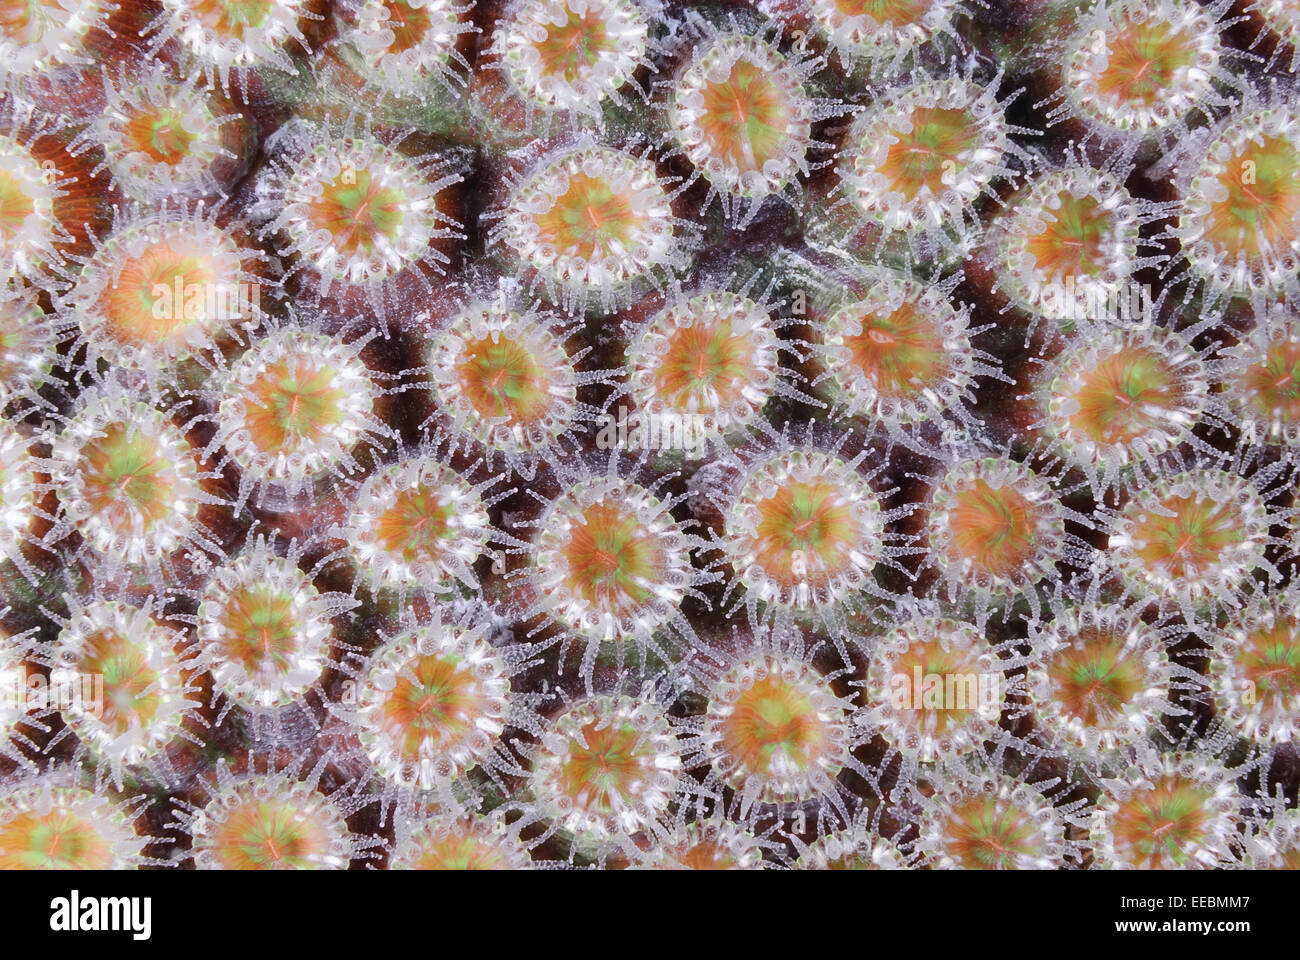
306, 169, 406, 258
558, 720, 647, 814
77, 628, 165, 737
1064, 346, 1181, 446
374, 486, 455, 563
535, 172, 642, 262
1096, 20, 1196, 107
219, 585, 300, 677
562, 501, 659, 613
214, 798, 332, 870
695, 59, 793, 174
1245, 341, 1300, 425
124, 107, 197, 165
878, 107, 978, 199
1238, 622, 1300, 702
943, 799, 1040, 869
842, 300, 944, 399
194, 0, 272, 36
244, 359, 346, 451
655, 316, 751, 409
1025, 193, 1108, 279
946, 478, 1038, 580
1051, 630, 1144, 727
1114, 780, 1211, 866
533, 9, 615, 83
1208, 135, 1300, 258
750, 477, 857, 585
0, 809, 113, 869
80, 424, 177, 535
457, 338, 549, 425
1132, 492, 1244, 580
721, 674, 829, 777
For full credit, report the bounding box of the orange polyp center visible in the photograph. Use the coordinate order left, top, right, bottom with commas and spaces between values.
533, 173, 643, 261
560, 501, 660, 615
374, 487, 455, 563
304, 169, 406, 258
243, 360, 346, 451
72, 628, 165, 740
190, 0, 274, 38
456, 338, 550, 425
720, 674, 830, 777
216, 585, 299, 678
1132, 493, 1244, 579
751, 478, 856, 584
0, 808, 115, 869
695, 60, 793, 174
123, 108, 197, 165
1048, 628, 1146, 728
382, 1, 434, 54
940, 798, 1041, 869
102, 244, 218, 346
1207, 136, 1300, 258
381, 653, 484, 760
842, 301, 944, 399
212, 797, 331, 870
1111, 778, 1212, 868
410, 831, 515, 869
532, 10, 615, 83
1095, 22, 1197, 107
0, 167, 37, 244
1025, 193, 1109, 278
1245, 341, 1300, 425
833, 0, 927, 23
878, 107, 978, 199
1065, 346, 1182, 445
557, 720, 648, 814
945, 479, 1038, 580
654, 318, 752, 409
889, 636, 984, 732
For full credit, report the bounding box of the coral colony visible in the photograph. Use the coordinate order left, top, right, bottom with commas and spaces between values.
3, 0, 1300, 880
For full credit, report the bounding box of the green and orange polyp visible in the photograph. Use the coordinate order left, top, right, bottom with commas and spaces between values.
703, 654, 851, 803
918, 781, 1065, 869
0, 786, 144, 870
926, 457, 1065, 596
1210, 593, 1300, 744
670, 33, 813, 198
1108, 470, 1269, 607
189, 778, 352, 870
531, 477, 692, 640
724, 450, 884, 610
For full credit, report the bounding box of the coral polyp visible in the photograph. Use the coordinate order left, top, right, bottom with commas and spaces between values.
813, 271, 979, 429
913, 773, 1075, 869
667, 29, 817, 207
802, 0, 963, 71
92, 66, 255, 202
1105, 468, 1272, 611
528, 694, 682, 844
1172, 103, 1300, 302
0, 289, 57, 406
1093, 751, 1245, 868
1057, 0, 1226, 139
0, 122, 68, 286
1222, 308, 1300, 446
698, 653, 854, 806
215, 327, 389, 498
186, 776, 355, 870
488, 0, 650, 117
52, 598, 198, 767
0, 0, 117, 94
925, 455, 1069, 603
721, 448, 885, 612
354, 619, 511, 789
640, 818, 766, 869
196, 539, 347, 711
528, 475, 695, 646
1033, 324, 1209, 483
390, 810, 533, 869
1025, 603, 1180, 754
833, 70, 1015, 249
48, 390, 209, 569
493, 142, 695, 312
424, 298, 585, 462
255, 127, 463, 307
624, 288, 782, 442
0, 779, 148, 869
859, 614, 1006, 761
343, 458, 495, 596
59, 206, 267, 375
334, 0, 474, 98
1207, 588, 1300, 744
